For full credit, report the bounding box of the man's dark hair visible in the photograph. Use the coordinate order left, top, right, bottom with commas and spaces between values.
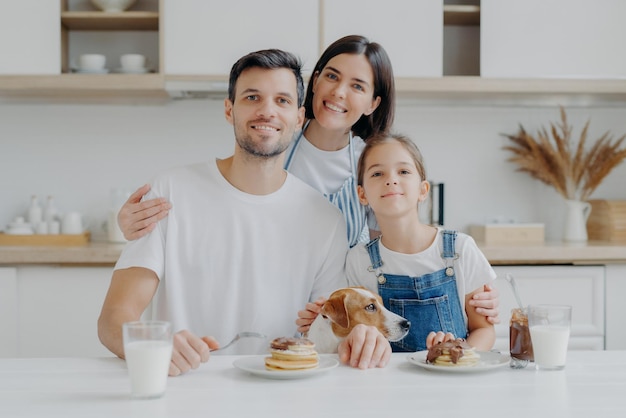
228, 49, 305, 107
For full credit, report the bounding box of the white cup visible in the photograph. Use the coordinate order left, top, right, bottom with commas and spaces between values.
79, 54, 106, 71
61, 212, 83, 234
123, 321, 173, 399
528, 304, 572, 371
120, 54, 146, 71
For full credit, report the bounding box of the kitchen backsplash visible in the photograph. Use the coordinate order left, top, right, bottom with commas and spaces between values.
1, 100, 625, 242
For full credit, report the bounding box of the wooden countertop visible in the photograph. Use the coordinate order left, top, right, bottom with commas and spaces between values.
1, 240, 626, 266
479, 240, 626, 265
0, 242, 125, 266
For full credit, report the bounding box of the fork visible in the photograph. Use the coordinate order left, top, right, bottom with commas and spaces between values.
210, 331, 267, 352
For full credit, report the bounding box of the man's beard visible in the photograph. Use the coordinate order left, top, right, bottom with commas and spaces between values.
234, 122, 296, 159
236, 134, 290, 158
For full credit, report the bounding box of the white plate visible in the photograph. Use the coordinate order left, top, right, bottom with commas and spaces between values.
407, 350, 510, 373
233, 355, 339, 380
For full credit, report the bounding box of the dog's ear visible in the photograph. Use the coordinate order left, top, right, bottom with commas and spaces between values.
321, 292, 350, 329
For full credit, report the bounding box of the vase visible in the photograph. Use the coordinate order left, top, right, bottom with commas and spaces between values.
563, 199, 592, 242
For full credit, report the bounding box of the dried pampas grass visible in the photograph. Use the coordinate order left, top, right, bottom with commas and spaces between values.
502, 107, 626, 201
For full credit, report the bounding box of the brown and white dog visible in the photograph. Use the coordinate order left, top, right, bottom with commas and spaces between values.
306, 287, 411, 353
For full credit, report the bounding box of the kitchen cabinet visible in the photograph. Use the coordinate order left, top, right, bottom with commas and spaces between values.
605, 264, 626, 350
0, 268, 18, 357
0, 266, 113, 358
0, 0, 165, 101
3, 1, 626, 103
162, 0, 319, 76
481, 0, 626, 78
0, 0, 60, 74
322, 0, 442, 77
490, 265, 605, 352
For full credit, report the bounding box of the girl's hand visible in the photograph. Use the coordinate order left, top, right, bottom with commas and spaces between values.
468, 284, 501, 324
118, 184, 171, 241
295, 297, 326, 334
426, 331, 456, 349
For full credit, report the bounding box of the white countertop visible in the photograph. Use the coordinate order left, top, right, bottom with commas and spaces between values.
2, 240, 626, 266
1, 352, 625, 417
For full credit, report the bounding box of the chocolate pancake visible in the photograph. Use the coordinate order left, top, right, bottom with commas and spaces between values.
426, 338, 480, 367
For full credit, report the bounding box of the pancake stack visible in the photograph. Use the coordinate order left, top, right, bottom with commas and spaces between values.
426, 338, 480, 367
264, 337, 319, 371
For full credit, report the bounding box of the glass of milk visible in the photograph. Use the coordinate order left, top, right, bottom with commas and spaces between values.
528, 305, 572, 371
122, 321, 173, 399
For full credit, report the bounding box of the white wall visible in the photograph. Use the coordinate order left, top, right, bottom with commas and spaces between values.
1, 99, 625, 241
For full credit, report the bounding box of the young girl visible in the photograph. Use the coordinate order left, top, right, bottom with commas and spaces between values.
346, 132, 496, 352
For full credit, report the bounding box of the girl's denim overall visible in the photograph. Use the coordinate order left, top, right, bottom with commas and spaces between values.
365, 230, 467, 352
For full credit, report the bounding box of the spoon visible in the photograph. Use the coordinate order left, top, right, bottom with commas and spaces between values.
505, 273, 525, 309
210, 331, 267, 352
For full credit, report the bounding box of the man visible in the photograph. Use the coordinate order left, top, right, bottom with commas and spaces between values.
98, 49, 391, 376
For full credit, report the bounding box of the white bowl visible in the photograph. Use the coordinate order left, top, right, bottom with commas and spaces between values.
90, 0, 137, 12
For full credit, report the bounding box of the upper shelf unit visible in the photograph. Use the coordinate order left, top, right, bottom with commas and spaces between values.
47, 4, 165, 101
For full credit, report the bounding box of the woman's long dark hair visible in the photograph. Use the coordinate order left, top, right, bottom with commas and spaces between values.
303, 35, 395, 140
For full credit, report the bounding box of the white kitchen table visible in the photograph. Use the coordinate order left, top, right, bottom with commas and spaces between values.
1, 351, 625, 418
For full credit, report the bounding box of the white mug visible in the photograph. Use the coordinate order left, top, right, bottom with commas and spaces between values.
79, 54, 106, 71
120, 54, 146, 71
61, 212, 83, 235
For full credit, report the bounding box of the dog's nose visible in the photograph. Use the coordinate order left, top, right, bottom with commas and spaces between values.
401, 320, 411, 331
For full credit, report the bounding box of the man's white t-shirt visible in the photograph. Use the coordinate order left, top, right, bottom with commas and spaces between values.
115, 160, 348, 354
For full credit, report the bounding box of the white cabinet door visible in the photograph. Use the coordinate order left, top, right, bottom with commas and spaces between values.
0, 268, 18, 357
322, 0, 442, 77
16, 266, 113, 358
605, 264, 626, 349
0, 0, 60, 74
491, 265, 605, 352
481, 0, 626, 78
163, 0, 319, 75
